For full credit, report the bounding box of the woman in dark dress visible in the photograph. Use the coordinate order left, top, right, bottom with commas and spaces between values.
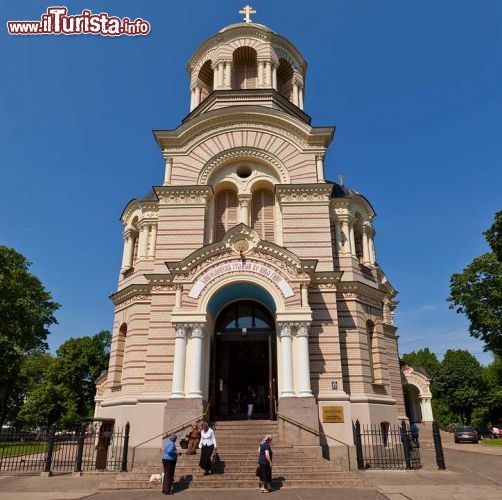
257, 435, 273, 492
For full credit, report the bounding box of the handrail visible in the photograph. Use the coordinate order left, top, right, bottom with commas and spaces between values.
277, 412, 353, 471
130, 403, 210, 469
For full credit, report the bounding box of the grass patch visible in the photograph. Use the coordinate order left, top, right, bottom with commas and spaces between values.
482, 439, 502, 446
0, 442, 48, 457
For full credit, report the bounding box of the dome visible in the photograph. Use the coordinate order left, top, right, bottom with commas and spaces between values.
186, 15, 308, 115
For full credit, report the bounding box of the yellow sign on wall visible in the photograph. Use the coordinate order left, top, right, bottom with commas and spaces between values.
322, 406, 344, 423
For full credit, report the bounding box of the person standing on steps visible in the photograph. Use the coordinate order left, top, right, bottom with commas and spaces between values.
198, 422, 217, 476
247, 386, 256, 419
257, 434, 273, 493
186, 423, 201, 455
162, 434, 179, 495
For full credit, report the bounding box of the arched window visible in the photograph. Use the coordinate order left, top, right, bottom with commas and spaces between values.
113, 323, 127, 386
233, 47, 257, 89
277, 58, 293, 101
366, 320, 375, 383
198, 60, 214, 101
252, 189, 275, 242
214, 190, 238, 240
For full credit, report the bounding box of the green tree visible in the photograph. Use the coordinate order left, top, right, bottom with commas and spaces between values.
49, 330, 111, 417
435, 350, 485, 425
17, 382, 79, 428
401, 348, 441, 380
448, 211, 502, 355
0, 246, 59, 428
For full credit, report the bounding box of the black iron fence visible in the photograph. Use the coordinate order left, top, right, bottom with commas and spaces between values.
0, 421, 130, 474
354, 420, 421, 470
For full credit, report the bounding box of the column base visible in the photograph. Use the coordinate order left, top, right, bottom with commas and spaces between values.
164, 398, 206, 434
278, 397, 319, 446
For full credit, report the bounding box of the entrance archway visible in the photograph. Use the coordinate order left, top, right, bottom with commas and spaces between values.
403, 384, 422, 423
210, 300, 277, 420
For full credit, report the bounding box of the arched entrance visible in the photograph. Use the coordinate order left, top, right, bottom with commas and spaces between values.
403, 384, 422, 423
210, 300, 277, 420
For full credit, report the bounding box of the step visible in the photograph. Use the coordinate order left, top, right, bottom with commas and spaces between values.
101, 477, 363, 490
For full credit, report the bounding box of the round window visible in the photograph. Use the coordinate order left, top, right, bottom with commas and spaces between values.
236, 165, 252, 178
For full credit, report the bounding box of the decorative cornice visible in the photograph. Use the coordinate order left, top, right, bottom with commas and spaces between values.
276, 183, 333, 203
110, 284, 151, 306
154, 185, 213, 204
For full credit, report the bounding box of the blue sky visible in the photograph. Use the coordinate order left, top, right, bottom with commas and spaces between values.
1, 1, 500, 364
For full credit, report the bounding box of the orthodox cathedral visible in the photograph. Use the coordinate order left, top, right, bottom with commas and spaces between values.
95, 7, 433, 463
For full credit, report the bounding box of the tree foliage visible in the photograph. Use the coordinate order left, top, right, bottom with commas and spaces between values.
402, 348, 441, 380
0, 246, 59, 427
49, 330, 111, 416
448, 211, 502, 355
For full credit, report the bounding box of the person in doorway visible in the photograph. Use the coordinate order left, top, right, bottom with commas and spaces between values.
162, 434, 179, 495
186, 423, 201, 455
410, 422, 420, 448
247, 386, 256, 419
257, 434, 273, 492
198, 422, 217, 475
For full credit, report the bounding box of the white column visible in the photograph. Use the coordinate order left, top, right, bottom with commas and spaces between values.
148, 224, 157, 257
239, 195, 251, 225
369, 236, 376, 265
349, 220, 356, 257
121, 235, 130, 270
315, 154, 325, 182
123, 233, 134, 269
296, 323, 313, 397
170, 324, 187, 398
213, 65, 218, 89
164, 157, 173, 185
138, 225, 148, 259
194, 85, 201, 107
420, 397, 434, 422
265, 61, 272, 87
292, 83, 299, 106
224, 62, 231, 89
190, 88, 195, 111
207, 197, 215, 243
218, 62, 224, 89
188, 324, 205, 398
340, 218, 350, 255
272, 64, 277, 90
299, 86, 304, 109
362, 227, 371, 266
258, 61, 264, 87
278, 323, 295, 397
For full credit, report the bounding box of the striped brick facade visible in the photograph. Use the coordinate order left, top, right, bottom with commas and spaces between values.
95, 21, 406, 459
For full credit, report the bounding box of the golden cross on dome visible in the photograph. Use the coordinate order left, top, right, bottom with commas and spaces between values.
239, 5, 256, 23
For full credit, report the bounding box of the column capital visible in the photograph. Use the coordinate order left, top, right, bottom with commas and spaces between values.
295, 322, 311, 337
174, 324, 188, 339
189, 323, 205, 338
277, 322, 292, 338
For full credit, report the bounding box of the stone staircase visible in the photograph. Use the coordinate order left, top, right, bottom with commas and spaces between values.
100, 419, 365, 490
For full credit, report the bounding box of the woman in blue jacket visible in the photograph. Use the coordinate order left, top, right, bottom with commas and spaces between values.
162, 434, 179, 495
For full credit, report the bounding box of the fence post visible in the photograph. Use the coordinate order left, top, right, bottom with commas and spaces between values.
74, 425, 85, 473
354, 420, 364, 470
432, 421, 446, 470
400, 420, 412, 470
43, 427, 56, 475
121, 422, 130, 472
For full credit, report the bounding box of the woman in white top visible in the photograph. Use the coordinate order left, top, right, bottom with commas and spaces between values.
198, 421, 217, 475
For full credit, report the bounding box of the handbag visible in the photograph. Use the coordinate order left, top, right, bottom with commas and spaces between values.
211, 451, 220, 464
255, 465, 260, 477
179, 437, 189, 449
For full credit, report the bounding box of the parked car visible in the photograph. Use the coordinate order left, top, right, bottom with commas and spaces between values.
454, 426, 479, 443
491, 424, 502, 439
477, 429, 494, 440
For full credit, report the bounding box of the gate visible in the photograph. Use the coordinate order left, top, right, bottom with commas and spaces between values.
0, 420, 130, 474
354, 420, 421, 470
